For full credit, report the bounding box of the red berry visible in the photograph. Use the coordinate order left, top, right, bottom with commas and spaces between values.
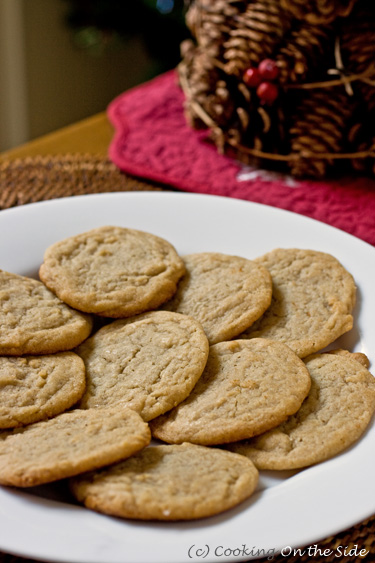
258, 59, 280, 81
256, 81, 279, 104
243, 67, 261, 88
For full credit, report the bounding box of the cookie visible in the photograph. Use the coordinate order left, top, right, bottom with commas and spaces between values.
161, 252, 272, 344
239, 248, 356, 357
0, 407, 150, 487
150, 338, 311, 445
0, 352, 86, 428
77, 311, 209, 421
0, 270, 93, 355
228, 351, 375, 469
70, 442, 259, 520
327, 348, 370, 368
39, 226, 185, 317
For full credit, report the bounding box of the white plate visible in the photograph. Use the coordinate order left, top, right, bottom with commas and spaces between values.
0, 192, 374, 563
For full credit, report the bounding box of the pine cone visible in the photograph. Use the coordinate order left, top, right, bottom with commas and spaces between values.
186, 0, 243, 59
350, 135, 375, 174
340, 1, 375, 171
341, 1, 375, 110
222, 0, 294, 76
179, 0, 375, 178
179, 50, 236, 129
276, 22, 334, 84
281, 0, 358, 24
179, 0, 245, 129
289, 87, 355, 177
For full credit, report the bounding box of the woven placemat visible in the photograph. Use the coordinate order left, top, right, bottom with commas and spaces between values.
0, 154, 163, 209
0, 154, 374, 563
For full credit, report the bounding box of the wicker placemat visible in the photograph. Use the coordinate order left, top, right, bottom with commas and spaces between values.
0, 154, 374, 563
0, 154, 163, 209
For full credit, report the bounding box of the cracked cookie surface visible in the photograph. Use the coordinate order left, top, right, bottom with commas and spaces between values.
77, 311, 209, 421
70, 442, 259, 520
150, 338, 311, 445
39, 226, 185, 317
0, 407, 150, 487
228, 351, 375, 469
0, 352, 85, 428
162, 252, 272, 344
238, 248, 356, 357
0, 270, 93, 355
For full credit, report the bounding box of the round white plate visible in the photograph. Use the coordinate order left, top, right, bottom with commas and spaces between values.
0, 192, 374, 563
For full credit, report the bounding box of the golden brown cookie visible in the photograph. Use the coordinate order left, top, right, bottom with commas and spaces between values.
0, 407, 150, 487
162, 252, 272, 343
0, 352, 86, 428
77, 311, 209, 421
70, 443, 259, 520
0, 270, 93, 355
39, 226, 185, 317
228, 351, 375, 469
327, 348, 370, 368
239, 248, 356, 357
150, 338, 311, 445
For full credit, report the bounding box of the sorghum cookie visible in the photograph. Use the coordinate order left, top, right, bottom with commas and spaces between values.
0, 352, 86, 428
0, 407, 150, 487
239, 248, 356, 357
39, 226, 185, 317
161, 252, 272, 344
0, 270, 93, 355
228, 351, 375, 469
77, 311, 209, 421
150, 338, 311, 445
70, 442, 259, 521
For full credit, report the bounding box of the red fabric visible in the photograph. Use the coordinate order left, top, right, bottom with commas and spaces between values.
108, 70, 375, 246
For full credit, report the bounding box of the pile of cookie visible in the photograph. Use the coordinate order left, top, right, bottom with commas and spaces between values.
0, 226, 374, 521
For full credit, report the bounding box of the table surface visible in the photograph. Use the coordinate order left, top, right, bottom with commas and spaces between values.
0, 113, 112, 160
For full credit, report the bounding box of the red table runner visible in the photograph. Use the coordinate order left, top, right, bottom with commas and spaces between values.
108, 70, 375, 247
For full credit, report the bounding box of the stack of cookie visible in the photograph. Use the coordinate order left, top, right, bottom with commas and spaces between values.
0, 226, 374, 522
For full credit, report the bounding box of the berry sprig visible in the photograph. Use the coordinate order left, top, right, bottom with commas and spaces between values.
243, 59, 280, 105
